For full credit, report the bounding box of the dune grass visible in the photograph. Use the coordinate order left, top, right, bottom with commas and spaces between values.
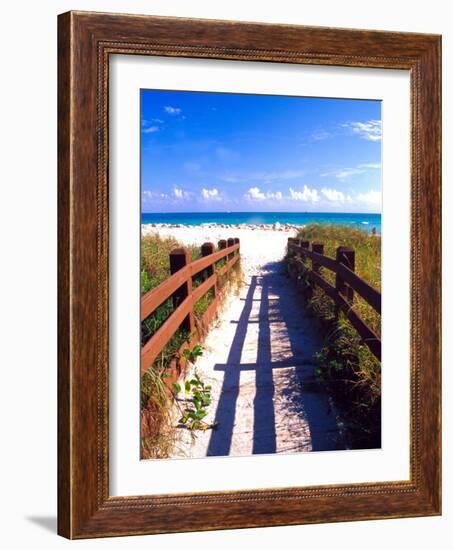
140, 233, 242, 458
288, 224, 381, 449
296, 223, 381, 335
141, 233, 201, 295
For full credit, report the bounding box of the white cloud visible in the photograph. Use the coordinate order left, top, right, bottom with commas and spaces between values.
201, 188, 221, 201
318, 187, 380, 209
241, 184, 380, 209
142, 118, 163, 125
322, 162, 381, 180
142, 190, 168, 200
221, 168, 304, 184
245, 187, 266, 200
142, 117, 164, 133
142, 125, 159, 134
342, 120, 382, 141
324, 168, 364, 180
173, 187, 189, 200
321, 188, 346, 202
289, 185, 319, 202
142, 190, 154, 199
164, 105, 182, 115
261, 169, 305, 183
244, 187, 283, 201
355, 190, 382, 208
358, 163, 381, 169
311, 129, 331, 141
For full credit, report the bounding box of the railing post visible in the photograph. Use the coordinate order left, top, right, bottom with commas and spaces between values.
287, 237, 295, 258
234, 237, 240, 256
217, 239, 227, 275
312, 242, 324, 273
201, 242, 216, 298
169, 248, 194, 336
299, 240, 309, 268
227, 237, 235, 261
336, 246, 355, 305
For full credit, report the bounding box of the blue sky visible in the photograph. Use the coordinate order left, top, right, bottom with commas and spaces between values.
141, 90, 381, 213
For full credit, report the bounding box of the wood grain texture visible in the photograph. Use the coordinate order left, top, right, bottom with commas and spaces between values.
57, 10, 441, 539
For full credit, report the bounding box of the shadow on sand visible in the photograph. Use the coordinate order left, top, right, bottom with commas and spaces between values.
206, 260, 345, 457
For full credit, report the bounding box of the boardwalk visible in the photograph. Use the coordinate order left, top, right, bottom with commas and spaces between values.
172, 258, 346, 458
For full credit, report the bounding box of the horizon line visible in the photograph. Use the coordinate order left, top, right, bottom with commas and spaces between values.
141, 210, 381, 215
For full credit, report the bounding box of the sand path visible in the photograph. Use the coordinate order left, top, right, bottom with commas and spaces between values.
144, 227, 346, 458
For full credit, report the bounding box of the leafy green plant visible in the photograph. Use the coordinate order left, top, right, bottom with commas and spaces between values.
172, 371, 217, 431
182, 344, 203, 364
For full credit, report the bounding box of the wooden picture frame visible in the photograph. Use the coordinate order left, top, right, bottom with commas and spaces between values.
58, 10, 441, 539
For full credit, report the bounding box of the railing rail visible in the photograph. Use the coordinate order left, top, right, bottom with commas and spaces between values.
141, 238, 240, 375
287, 238, 381, 360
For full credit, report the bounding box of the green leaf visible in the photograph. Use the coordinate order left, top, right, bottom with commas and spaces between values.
184, 380, 191, 393
202, 395, 211, 406
192, 345, 203, 356
172, 383, 181, 394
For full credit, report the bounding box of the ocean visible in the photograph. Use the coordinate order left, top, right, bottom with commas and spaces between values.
141, 212, 381, 234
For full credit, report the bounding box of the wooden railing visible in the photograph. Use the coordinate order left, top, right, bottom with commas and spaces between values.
287, 237, 381, 360
141, 238, 240, 375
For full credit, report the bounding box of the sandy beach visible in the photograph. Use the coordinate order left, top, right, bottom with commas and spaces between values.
141, 223, 299, 277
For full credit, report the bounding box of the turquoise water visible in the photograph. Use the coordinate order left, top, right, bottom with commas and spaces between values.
141, 212, 381, 234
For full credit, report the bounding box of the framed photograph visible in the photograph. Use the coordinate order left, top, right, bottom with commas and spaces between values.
58, 11, 441, 538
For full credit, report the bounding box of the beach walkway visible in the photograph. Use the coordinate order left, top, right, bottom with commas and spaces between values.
171, 236, 346, 458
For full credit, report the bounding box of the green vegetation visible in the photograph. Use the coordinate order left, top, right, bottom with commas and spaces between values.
140, 233, 242, 458
287, 224, 381, 449
141, 328, 193, 459
173, 366, 217, 432
141, 233, 201, 294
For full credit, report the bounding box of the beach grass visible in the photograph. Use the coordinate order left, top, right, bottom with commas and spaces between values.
289, 224, 381, 448
296, 223, 381, 335
141, 233, 201, 295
